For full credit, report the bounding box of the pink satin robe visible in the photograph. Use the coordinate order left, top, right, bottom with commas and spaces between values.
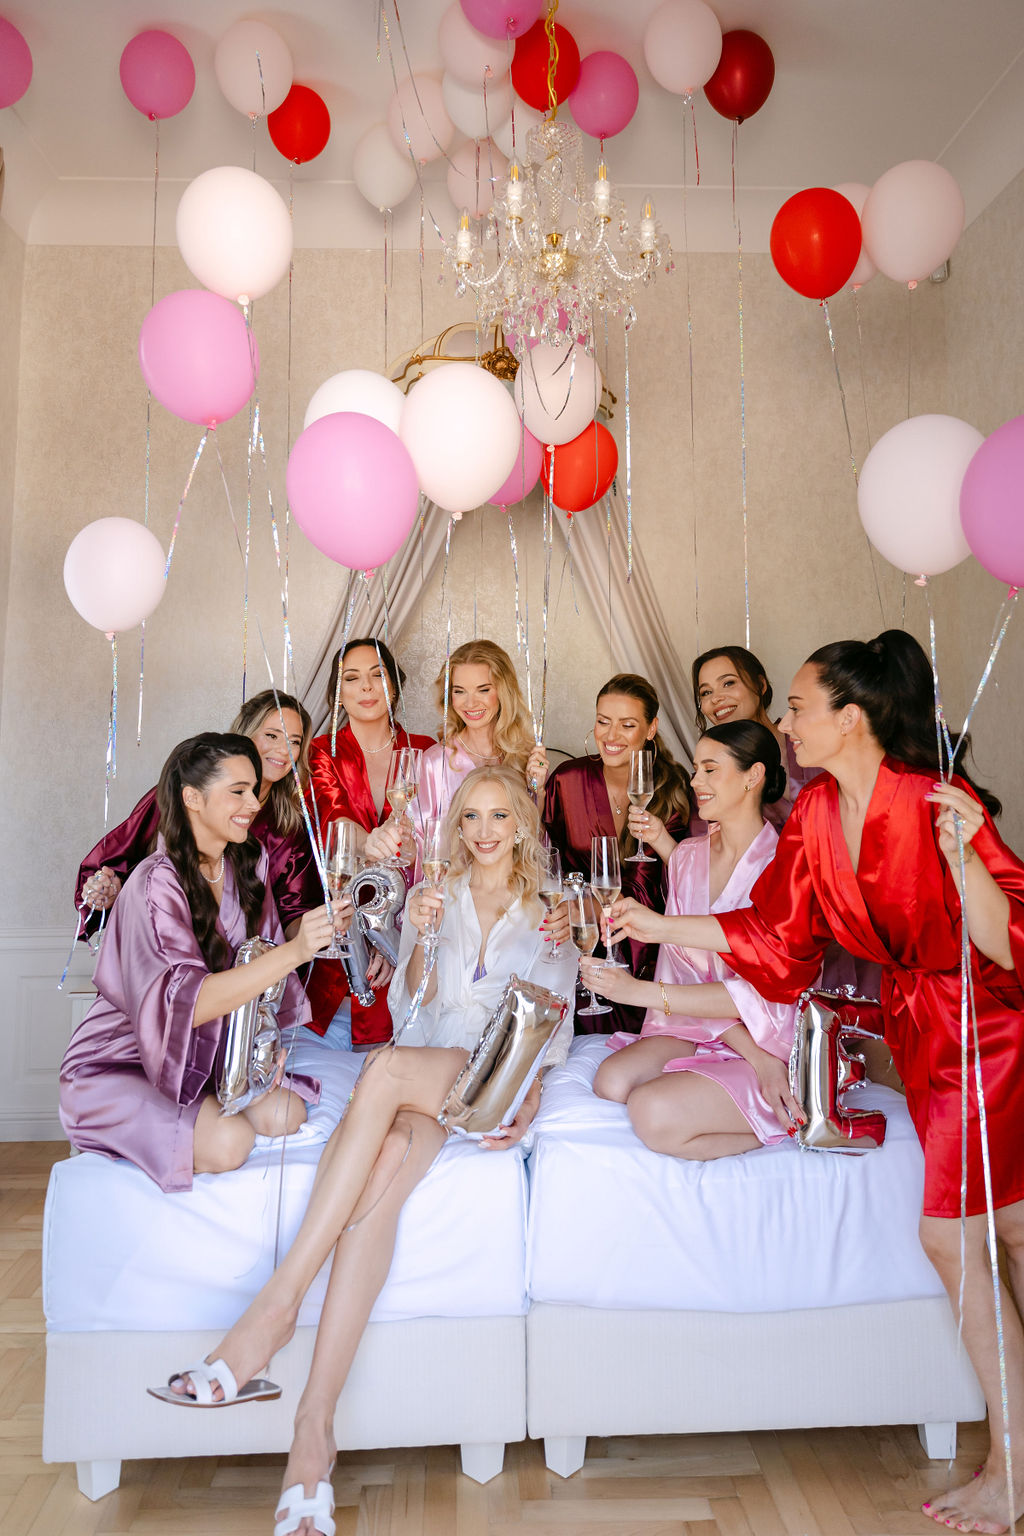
59, 845, 318, 1193
607, 822, 799, 1144
419, 738, 479, 822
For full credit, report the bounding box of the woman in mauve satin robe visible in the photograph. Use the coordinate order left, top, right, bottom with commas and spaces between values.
60, 734, 336, 1193
611, 631, 1024, 1536
305, 638, 434, 1047
543, 672, 691, 1033
75, 690, 321, 946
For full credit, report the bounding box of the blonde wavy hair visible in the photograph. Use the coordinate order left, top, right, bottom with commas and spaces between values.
434, 640, 536, 773
229, 690, 312, 838
443, 765, 547, 921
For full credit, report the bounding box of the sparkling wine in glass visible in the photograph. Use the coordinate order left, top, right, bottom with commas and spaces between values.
324, 819, 359, 959
385, 747, 421, 868
538, 847, 564, 964
569, 884, 610, 1017
591, 835, 625, 967
625, 749, 656, 864
417, 815, 449, 949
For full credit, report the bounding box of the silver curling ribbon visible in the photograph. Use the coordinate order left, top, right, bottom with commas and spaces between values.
346, 863, 406, 966
439, 975, 568, 1139
217, 937, 286, 1116
789, 990, 888, 1154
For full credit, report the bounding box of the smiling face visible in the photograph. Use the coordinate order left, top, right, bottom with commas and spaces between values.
183, 756, 261, 851
696, 655, 766, 729
691, 736, 759, 824
781, 663, 849, 768
458, 779, 518, 871
249, 707, 303, 791
451, 662, 499, 732
593, 692, 657, 769
341, 644, 393, 726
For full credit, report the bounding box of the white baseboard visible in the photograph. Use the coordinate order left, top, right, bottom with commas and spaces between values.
0, 928, 96, 1141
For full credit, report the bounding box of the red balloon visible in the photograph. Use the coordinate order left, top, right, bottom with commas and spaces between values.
268, 83, 331, 164
542, 421, 618, 513
770, 188, 863, 301
512, 21, 581, 113
703, 30, 775, 123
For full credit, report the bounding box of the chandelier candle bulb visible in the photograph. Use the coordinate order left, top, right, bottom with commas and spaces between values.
507, 162, 525, 219
594, 162, 611, 221
640, 198, 657, 256
456, 211, 474, 270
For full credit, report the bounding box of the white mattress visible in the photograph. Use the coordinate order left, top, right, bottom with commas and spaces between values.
44, 1039, 529, 1333
526, 1036, 943, 1314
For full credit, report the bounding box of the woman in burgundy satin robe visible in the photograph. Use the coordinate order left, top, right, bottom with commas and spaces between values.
305, 638, 434, 1047
75, 691, 321, 944
543, 673, 691, 1032
611, 631, 1024, 1534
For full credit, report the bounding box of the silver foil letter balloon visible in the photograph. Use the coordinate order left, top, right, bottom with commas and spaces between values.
439, 975, 568, 1138
337, 863, 408, 1007
789, 991, 888, 1154
217, 936, 286, 1116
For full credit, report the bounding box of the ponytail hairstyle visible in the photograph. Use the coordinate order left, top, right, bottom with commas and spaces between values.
324, 637, 406, 719
229, 689, 312, 838
809, 630, 1001, 817
434, 639, 536, 773
690, 645, 774, 733
445, 765, 547, 921
596, 674, 692, 850
698, 720, 788, 810
156, 733, 267, 973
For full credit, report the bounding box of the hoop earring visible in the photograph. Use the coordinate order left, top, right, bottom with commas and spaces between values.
584, 730, 601, 761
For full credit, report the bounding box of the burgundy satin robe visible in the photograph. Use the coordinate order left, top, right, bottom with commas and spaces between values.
717, 758, 1024, 1218
543, 756, 689, 1034
305, 723, 435, 1045
59, 845, 319, 1193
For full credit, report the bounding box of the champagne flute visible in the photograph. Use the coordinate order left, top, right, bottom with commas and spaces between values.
569, 884, 611, 1018
324, 819, 359, 959
591, 834, 625, 967
417, 815, 449, 950
625, 749, 656, 864
538, 848, 564, 963
385, 747, 421, 868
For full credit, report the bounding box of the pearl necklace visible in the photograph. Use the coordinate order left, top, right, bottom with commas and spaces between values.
200, 856, 225, 884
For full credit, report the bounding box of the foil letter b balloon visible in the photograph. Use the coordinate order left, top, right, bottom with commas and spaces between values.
789, 991, 888, 1154
440, 975, 567, 1137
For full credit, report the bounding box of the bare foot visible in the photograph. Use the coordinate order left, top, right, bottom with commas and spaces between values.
169, 1292, 299, 1402
275, 1414, 336, 1536
922, 1464, 1024, 1534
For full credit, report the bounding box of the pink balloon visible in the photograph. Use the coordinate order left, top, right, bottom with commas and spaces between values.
119, 30, 195, 120
488, 428, 543, 505
959, 416, 1024, 588
139, 290, 259, 428
459, 0, 545, 41
569, 51, 639, 140
0, 17, 32, 108
287, 413, 419, 570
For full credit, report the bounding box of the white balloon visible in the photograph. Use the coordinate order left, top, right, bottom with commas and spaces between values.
304, 370, 405, 434
63, 518, 167, 635
492, 101, 544, 159
643, 0, 722, 94
832, 182, 877, 288
352, 123, 418, 211
442, 71, 512, 141
400, 363, 521, 513
857, 414, 982, 577
214, 19, 292, 117
446, 139, 507, 218
176, 166, 293, 304
439, 3, 512, 87
387, 74, 454, 165
513, 343, 602, 447
861, 161, 965, 285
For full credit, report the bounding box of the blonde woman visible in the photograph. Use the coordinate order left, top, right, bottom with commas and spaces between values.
152, 767, 574, 1536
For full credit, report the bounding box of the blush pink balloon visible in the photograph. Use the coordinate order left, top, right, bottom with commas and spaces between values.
139, 290, 259, 428
287, 413, 419, 571
488, 428, 543, 505
569, 51, 639, 140
459, 0, 545, 41
959, 416, 1024, 588
0, 17, 32, 108
119, 30, 195, 120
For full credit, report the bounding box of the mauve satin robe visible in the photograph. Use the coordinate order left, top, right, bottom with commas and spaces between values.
607, 822, 799, 1145
59, 845, 318, 1193
305, 723, 434, 1045
716, 758, 1024, 1217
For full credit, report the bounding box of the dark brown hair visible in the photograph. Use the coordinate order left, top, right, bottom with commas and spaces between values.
690, 646, 773, 732
325, 637, 406, 718
699, 720, 788, 808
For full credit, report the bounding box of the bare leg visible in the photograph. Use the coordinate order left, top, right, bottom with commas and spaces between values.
277, 1110, 446, 1534
243, 1085, 308, 1139
920, 1201, 1024, 1534
592, 1037, 690, 1103
192, 1094, 255, 1174
626, 1072, 760, 1160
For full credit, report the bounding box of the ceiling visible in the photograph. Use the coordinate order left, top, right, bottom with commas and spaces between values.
2, 0, 1024, 254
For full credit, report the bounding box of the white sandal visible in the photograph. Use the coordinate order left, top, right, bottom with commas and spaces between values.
146, 1357, 281, 1407
274, 1478, 336, 1536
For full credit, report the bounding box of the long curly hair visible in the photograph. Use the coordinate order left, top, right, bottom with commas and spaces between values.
690, 645, 775, 733
595, 674, 691, 848
443, 765, 547, 922
230, 690, 312, 838
434, 640, 536, 773
156, 733, 266, 973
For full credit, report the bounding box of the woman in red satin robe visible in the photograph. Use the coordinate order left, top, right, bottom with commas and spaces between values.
305, 638, 434, 1047
611, 630, 1024, 1535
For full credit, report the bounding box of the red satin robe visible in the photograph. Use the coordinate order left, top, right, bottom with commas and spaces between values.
306, 723, 435, 1045
717, 757, 1024, 1218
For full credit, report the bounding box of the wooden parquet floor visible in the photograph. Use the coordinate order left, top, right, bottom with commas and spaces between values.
0, 1141, 988, 1536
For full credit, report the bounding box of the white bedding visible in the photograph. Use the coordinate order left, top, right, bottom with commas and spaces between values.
44, 1040, 529, 1332
526, 1036, 943, 1314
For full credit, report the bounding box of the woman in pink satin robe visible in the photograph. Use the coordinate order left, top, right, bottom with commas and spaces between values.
585, 720, 804, 1153
60, 734, 335, 1193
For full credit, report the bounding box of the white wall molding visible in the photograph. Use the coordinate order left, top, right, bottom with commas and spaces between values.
0, 927, 95, 1141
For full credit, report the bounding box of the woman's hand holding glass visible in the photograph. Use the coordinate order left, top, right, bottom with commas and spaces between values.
385, 747, 421, 869
526, 743, 549, 794
417, 816, 449, 949
538, 848, 565, 963
406, 884, 445, 938
324, 820, 359, 959
295, 901, 350, 964
625, 750, 656, 864
607, 895, 672, 947
591, 835, 625, 967
578, 958, 644, 1008
364, 820, 402, 864
569, 884, 611, 1018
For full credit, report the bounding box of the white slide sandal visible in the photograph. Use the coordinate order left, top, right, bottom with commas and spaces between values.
146, 1356, 281, 1407
275, 1479, 336, 1536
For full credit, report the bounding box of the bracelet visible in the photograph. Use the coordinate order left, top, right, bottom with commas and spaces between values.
659, 981, 672, 1016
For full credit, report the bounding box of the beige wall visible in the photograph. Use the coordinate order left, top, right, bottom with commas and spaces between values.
1, 175, 1022, 930
0, 216, 24, 690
